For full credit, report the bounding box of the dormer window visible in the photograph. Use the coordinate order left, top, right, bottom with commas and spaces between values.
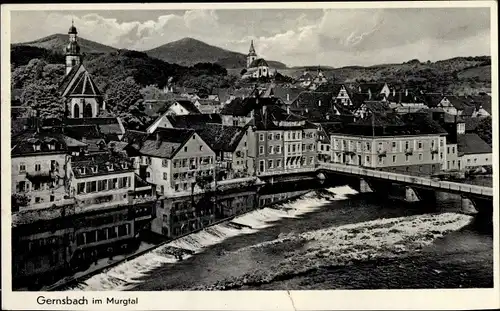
121, 163, 128, 169
91, 165, 98, 173
107, 163, 114, 171
79, 167, 86, 174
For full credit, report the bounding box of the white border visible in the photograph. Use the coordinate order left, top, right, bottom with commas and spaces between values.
1, 2, 499, 310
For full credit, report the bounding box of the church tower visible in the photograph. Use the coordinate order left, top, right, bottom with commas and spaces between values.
65, 20, 81, 75
247, 40, 257, 68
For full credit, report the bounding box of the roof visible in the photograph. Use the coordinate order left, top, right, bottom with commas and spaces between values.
220, 96, 283, 117
358, 83, 387, 94
254, 104, 315, 130
165, 113, 222, 128
11, 130, 71, 156
71, 152, 133, 179
422, 93, 444, 108
290, 91, 344, 122
66, 70, 102, 97
176, 100, 201, 114
137, 128, 195, 159
143, 100, 173, 117
315, 83, 345, 95
194, 123, 247, 152
58, 64, 82, 93
464, 116, 487, 132
249, 58, 269, 68
356, 101, 393, 114
44, 117, 124, 138
327, 112, 448, 137
271, 86, 303, 104
457, 133, 492, 156
11, 117, 32, 136
385, 91, 423, 104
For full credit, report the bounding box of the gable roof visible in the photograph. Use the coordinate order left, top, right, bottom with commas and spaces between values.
176, 100, 201, 114
356, 100, 393, 114
165, 113, 222, 128
58, 64, 83, 94
136, 128, 196, 159
249, 58, 269, 68
220, 96, 283, 117
290, 91, 343, 122
11, 130, 76, 156
67, 70, 102, 97
358, 83, 387, 94
457, 133, 492, 155
194, 123, 247, 152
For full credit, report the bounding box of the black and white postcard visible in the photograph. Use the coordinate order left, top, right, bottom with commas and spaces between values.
1, 2, 498, 310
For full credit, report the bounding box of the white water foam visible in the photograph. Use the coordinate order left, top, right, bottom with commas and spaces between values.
69, 187, 352, 291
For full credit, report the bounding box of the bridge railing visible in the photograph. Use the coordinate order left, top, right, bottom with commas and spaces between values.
318, 163, 492, 197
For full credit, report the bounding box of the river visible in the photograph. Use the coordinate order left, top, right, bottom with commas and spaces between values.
68, 185, 493, 291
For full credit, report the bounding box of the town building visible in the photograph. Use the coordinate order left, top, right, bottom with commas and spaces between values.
123, 127, 216, 196
194, 98, 222, 114
254, 104, 318, 176
327, 113, 448, 175
357, 82, 391, 100
241, 40, 273, 79
11, 130, 82, 211
289, 91, 353, 122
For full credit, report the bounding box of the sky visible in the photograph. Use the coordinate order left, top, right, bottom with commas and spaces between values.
10, 7, 491, 67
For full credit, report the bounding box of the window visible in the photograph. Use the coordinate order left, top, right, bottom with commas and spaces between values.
259, 160, 265, 172
292, 144, 296, 152
162, 159, 168, 167
163, 172, 168, 180
447, 161, 450, 168
268, 160, 273, 169
378, 142, 383, 150
292, 132, 296, 140
276, 146, 281, 154
199, 145, 203, 151
452, 147, 455, 154
366, 156, 370, 164
405, 154, 409, 162
379, 157, 384, 164
268, 134, 273, 140
269, 146, 274, 154
259, 134, 264, 141
35, 163, 41, 171
309, 157, 314, 164
418, 142, 422, 149
35, 197, 41, 203
447, 147, 450, 154
288, 145, 291, 153
275, 134, 281, 140
77, 183, 85, 194
419, 153, 423, 161
259, 146, 264, 155
474, 158, 477, 163
405, 141, 409, 150
277, 159, 282, 167
440, 153, 443, 160
392, 142, 396, 149
146, 172, 151, 178
452, 160, 455, 166
50, 195, 55, 202
19, 163, 26, 173
365, 142, 370, 150
432, 153, 436, 161
184, 146, 187, 152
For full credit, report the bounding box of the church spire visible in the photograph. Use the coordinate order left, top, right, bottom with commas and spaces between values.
65, 20, 81, 75
248, 40, 257, 56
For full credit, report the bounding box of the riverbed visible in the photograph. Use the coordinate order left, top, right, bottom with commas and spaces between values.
68, 186, 493, 291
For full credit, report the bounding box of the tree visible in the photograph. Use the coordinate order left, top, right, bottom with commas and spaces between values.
20, 81, 65, 121
140, 85, 165, 100
105, 76, 149, 130
475, 116, 492, 147
12, 193, 29, 212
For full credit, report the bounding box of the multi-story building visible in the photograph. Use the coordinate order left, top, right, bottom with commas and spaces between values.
254, 104, 318, 176
124, 127, 216, 196
327, 113, 448, 175
11, 130, 84, 211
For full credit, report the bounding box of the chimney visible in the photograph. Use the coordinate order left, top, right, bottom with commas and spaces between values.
318, 100, 322, 107
368, 89, 372, 100
156, 131, 161, 149
286, 105, 290, 114
287, 93, 290, 101
405, 89, 408, 96
392, 89, 396, 97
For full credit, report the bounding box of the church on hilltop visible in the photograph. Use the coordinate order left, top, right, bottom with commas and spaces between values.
241, 40, 274, 80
